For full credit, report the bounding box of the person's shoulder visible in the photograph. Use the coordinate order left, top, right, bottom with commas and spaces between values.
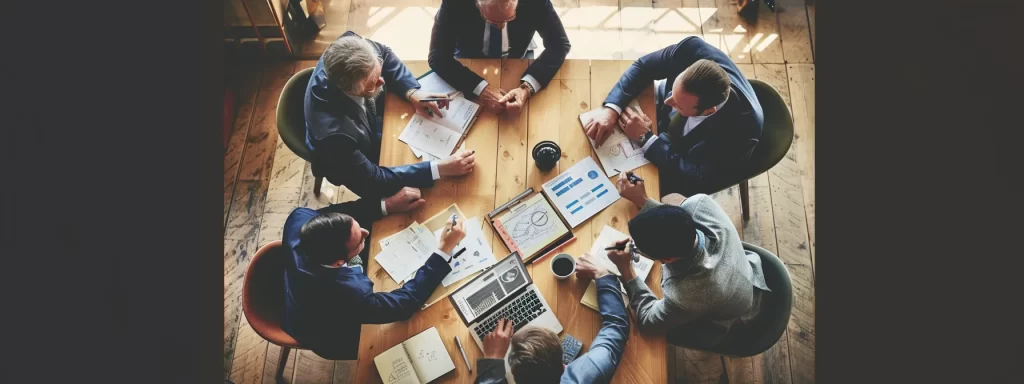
286, 207, 318, 224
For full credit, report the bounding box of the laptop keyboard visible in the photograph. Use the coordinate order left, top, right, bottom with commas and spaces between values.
474, 289, 546, 339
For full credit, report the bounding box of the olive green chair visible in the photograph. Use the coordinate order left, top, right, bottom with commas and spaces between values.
276, 67, 324, 196
666, 242, 793, 357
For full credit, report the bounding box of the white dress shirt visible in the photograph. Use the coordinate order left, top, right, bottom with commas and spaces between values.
344, 92, 441, 215
472, 23, 542, 97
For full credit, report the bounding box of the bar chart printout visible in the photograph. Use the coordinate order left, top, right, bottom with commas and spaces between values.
541, 156, 621, 228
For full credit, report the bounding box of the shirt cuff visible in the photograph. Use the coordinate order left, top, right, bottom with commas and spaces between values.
604, 103, 623, 115
472, 80, 489, 97
380, 199, 388, 216
520, 74, 541, 94
435, 248, 453, 263
640, 135, 659, 153
430, 161, 441, 180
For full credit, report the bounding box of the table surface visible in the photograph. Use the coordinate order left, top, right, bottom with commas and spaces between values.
356, 59, 666, 383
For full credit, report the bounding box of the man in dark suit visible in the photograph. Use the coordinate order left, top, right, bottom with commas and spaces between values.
428, 0, 571, 115
584, 36, 764, 196
305, 31, 476, 200
281, 193, 467, 360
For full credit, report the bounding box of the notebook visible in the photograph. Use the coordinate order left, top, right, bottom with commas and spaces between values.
400, 71, 481, 159
373, 327, 455, 384
578, 99, 650, 177
580, 225, 655, 311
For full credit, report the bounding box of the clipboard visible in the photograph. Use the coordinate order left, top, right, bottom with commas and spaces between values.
487, 188, 575, 265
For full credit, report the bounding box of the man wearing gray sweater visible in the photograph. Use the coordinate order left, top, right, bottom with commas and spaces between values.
611, 175, 771, 349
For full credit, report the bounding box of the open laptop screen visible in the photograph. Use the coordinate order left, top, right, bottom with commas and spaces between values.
449, 252, 531, 324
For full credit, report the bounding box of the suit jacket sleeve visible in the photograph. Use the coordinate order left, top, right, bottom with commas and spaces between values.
562, 275, 630, 383
622, 273, 702, 332
643, 131, 758, 184
360, 253, 452, 324
365, 35, 420, 98
604, 41, 686, 109
315, 196, 384, 223
428, 0, 487, 94
318, 135, 434, 198
522, 0, 570, 91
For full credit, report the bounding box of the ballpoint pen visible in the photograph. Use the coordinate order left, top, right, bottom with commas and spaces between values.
454, 336, 472, 372
604, 240, 641, 263
613, 169, 644, 184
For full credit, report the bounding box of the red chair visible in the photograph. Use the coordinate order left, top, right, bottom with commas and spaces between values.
242, 240, 304, 383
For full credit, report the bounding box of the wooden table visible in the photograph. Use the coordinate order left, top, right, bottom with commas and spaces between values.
356, 59, 666, 383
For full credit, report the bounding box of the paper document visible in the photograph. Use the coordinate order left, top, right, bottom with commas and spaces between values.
579, 100, 650, 177
542, 156, 621, 228
399, 116, 462, 159
431, 218, 498, 287
417, 71, 458, 95
372, 327, 455, 384
375, 222, 439, 284
580, 225, 655, 311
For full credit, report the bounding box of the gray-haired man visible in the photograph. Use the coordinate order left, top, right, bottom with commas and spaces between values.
304, 31, 477, 201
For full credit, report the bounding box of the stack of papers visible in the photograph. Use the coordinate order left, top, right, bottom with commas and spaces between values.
375, 218, 497, 286
401, 72, 481, 160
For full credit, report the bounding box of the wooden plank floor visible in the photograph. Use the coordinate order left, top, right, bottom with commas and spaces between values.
225, 1, 815, 382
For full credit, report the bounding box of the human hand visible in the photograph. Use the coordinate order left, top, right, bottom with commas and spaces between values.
575, 252, 611, 280
583, 106, 620, 147
498, 85, 530, 116
437, 149, 476, 177
383, 187, 426, 214
619, 105, 653, 142
479, 86, 508, 114
616, 172, 649, 208
606, 238, 634, 270
439, 216, 466, 255
483, 318, 514, 359
409, 89, 451, 119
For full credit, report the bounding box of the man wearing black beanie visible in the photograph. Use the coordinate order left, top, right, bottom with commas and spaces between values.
607, 175, 772, 349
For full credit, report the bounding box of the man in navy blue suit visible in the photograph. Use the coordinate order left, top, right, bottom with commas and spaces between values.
584, 37, 764, 196
428, 0, 571, 115
305, 31, 476, 200
280, 194, 466, 360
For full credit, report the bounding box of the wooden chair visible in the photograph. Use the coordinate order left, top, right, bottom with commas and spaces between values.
276, 67, 324, 196
701, 79, 794, 221
666, 242, 793, 357
242, 240, 304, 383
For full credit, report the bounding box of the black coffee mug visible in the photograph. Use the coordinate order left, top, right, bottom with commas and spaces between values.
533, 140, 561, 171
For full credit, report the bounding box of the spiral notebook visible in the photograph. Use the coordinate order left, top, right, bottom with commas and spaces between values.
373, 327, 455, 384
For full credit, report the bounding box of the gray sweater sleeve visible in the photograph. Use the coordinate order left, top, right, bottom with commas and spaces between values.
622, 276, 703, 333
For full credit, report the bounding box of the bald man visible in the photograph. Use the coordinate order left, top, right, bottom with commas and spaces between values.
583, 37, 764, 196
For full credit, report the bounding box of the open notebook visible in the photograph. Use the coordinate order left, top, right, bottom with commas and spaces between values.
580, 225, 655, 311
399, 71, 481, 159
373, 327, 455, 384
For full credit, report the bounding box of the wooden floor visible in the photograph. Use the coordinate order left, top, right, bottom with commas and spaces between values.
223, 1, 814, 383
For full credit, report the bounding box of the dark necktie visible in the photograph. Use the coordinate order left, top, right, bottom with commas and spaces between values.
488, 23, 502, 58
667, 110, 687, 140
364, 97, 378, 127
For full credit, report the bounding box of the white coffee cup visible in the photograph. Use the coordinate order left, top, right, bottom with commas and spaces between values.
550, 253, 576, 280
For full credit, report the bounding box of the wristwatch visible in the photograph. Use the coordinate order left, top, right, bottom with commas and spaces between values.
519, 81, 536, 95
636, 130, 654, 146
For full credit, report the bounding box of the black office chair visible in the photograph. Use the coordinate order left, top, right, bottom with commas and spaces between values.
276, 67, 324, 196
666, 242, 793, 357
701, 79, 794, 221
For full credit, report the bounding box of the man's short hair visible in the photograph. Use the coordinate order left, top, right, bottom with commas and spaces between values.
508, 327, 564, 382
628, 204, 699, 264
298, 212, 354, 265
322, 36, 379, 94
679, 59, 732, 113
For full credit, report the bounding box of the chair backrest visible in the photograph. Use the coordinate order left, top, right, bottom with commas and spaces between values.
714, 242, 793, 356
242, 240, 302, 348
745, 79, 794, 175
276, 67, 316, 161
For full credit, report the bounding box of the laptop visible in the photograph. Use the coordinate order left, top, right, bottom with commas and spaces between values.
449, 252, 563, 351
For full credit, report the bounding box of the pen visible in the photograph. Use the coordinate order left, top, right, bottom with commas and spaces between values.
419, 97, 453, 102
605, 241, 641, 263
614, 169, 644, 184
455, 336, 472, 372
